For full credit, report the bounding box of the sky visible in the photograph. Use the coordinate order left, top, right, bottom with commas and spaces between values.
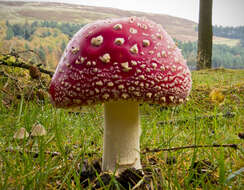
9, 0, 244, 26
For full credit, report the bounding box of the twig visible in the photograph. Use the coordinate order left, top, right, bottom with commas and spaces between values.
4, 147, 61, 157
0, 55, 54, 77
141, 144, 238, 154
0, 71, 8, 77
4, 144, 238, 158
2, 49, 42, 60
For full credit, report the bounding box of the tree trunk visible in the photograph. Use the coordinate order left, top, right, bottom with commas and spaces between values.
197, 0, 213, 70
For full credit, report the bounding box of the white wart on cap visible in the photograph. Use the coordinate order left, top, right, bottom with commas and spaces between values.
49, 17, 192, 107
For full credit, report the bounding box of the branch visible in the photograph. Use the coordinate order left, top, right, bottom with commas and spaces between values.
4, 144, 238, 158
0, 55, 54, 77
0, 71, 8, 78
141, 144, 238, 154
2, 49, 43, 61
4, 147, 60, 157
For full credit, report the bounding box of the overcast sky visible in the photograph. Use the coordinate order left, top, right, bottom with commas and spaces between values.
9, 0, 244, 26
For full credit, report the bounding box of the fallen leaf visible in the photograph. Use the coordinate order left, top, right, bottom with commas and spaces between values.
209, 88, 225, 104
13, 127, 29, 139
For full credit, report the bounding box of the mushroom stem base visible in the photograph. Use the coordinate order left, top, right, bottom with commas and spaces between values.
103, 101, 141, 173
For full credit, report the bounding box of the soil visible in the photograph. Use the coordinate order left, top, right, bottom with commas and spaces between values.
76, 159, 153, 189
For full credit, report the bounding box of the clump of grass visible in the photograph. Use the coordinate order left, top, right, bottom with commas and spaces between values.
0, 69, 244, 189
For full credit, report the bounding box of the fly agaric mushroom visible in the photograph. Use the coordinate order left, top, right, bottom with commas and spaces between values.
49, 17, 192, 173
13, 127, 29, 139
30, 123, 47, 137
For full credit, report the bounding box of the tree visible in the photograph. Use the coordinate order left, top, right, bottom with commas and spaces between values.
5, 27, 14, 40
12, 24, 24, 37
23, 21, 32, 40
197, 0, 213, 70
24, 43, 29, 50
240, 39, 244, 48
61, 40, 66, 52
5, 20, 10, 27
38, 46, 46, 62
48, 46, 53, 53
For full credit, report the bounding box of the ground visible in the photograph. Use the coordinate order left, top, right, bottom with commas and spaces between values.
0, 66, 243, 189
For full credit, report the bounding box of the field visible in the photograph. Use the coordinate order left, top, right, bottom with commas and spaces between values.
0, 64, 243, 189
213, 37, 240, 47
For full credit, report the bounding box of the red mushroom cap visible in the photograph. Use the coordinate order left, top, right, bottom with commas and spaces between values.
49, 17, 192, 107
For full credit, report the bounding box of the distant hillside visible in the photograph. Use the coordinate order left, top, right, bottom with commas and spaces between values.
0, 0, 239, 45
1, 1, 243, 70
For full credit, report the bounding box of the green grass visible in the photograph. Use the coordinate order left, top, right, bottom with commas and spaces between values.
0, 69, 244, 189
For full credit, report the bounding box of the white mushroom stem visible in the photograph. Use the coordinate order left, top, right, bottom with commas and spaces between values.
102, 101, 142, 173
